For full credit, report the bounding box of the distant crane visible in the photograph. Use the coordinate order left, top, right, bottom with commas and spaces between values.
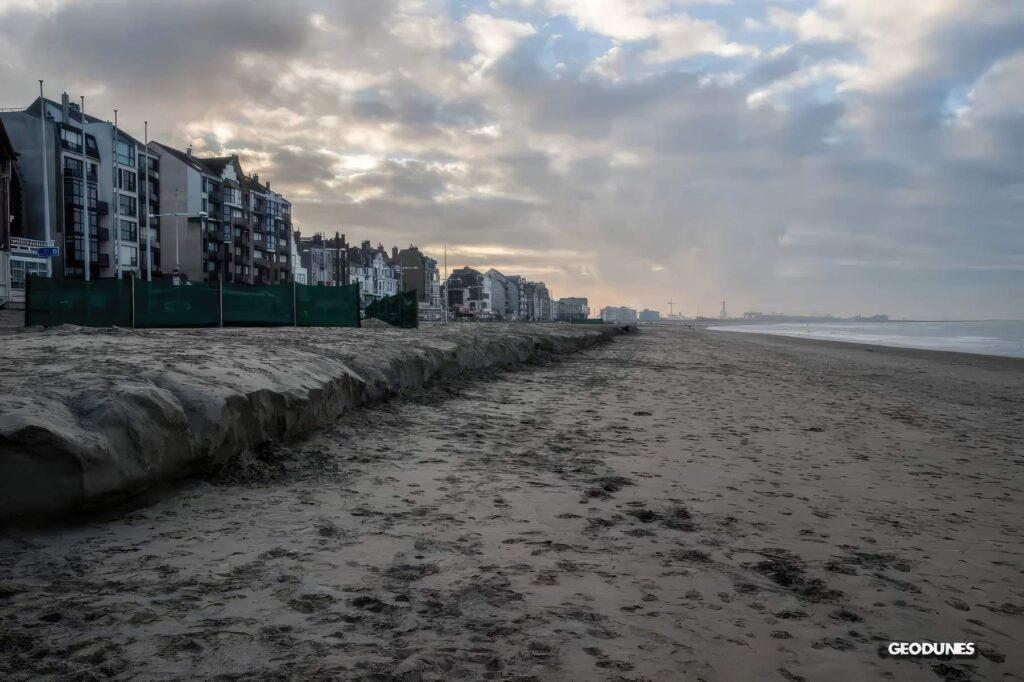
667, 300, 676, 316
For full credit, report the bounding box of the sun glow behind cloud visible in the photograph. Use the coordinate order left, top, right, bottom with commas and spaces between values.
0, 0, 1021, 317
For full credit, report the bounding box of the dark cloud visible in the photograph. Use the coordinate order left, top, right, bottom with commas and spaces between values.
0, 0, 1020, 317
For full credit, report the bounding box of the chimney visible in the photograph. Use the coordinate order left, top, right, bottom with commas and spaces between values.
186, 146, 192, 158
61, 92, 69, 123
392, 246, 398, 261
265, 180, 270, 190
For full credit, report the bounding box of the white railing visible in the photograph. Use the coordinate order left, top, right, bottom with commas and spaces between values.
10, 237, 54, 254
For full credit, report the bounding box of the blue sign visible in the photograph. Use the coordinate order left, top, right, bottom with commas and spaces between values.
37, 246, 59, 258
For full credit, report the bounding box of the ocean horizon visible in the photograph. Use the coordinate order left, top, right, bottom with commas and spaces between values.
708, 320, 1024, 359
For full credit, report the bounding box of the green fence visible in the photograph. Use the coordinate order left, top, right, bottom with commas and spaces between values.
26, 276, 133, 328
26, 275, 361, 329
296, 282, 361, 327
223, 282, 295, 327
365, 289, 419, 328
135, 280, 220, 328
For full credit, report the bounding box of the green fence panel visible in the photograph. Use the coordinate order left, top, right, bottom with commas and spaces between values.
134, 280, 220, 328
223, 282, 294, 326
295, 283, 360, 327
25, 275, 132, 328
365, 289, 419, 328
402, 290, 419, 329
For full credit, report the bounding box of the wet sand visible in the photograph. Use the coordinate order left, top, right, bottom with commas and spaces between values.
1, 326, 1022, 680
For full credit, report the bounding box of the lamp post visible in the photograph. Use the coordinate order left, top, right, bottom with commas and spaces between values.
147, 209, 208, 279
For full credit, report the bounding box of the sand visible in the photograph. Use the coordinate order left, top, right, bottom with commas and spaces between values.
1, 325, 1022, 680
0, 323, 623, 519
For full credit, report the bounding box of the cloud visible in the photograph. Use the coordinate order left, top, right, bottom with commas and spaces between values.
0, 0, 1020, 317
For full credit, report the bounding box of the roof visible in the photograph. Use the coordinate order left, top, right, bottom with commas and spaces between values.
198, 156, 232, 176
243, 175, 270, 193
24, 97, 147, 147
152, 142, 211, 175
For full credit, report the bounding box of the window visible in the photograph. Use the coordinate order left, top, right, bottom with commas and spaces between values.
60, 127, 83, 153
63, 178, 98, 209
69, 236, 100, 263
119, 220, 138, 242
117, 167, 136, 192
118, 194, 137, 218
66, 207, 98, 235
118, 244, 138, 268
115, 139, 135, 167
63, 156, 83, 179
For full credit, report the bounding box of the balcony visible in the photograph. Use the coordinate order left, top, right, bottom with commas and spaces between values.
233, 235, 248, 246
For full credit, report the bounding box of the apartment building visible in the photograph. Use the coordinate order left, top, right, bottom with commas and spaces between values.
346, 241, 400, 307
297, 232, 347, 287
638, 308, 661, 322
601, 306, 638, 323
481, 268, 521, 320
445, 267, 484, 316
519, 279, 553, 321
396, 245, 443, 321
0, 93, 158, 285
154, 144, 292, 284
556, 297, 590, 322
0, 119, 20, 305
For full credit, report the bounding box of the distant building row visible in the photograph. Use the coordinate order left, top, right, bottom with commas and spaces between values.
445, 267, 588, 322
295, 234, 444, 320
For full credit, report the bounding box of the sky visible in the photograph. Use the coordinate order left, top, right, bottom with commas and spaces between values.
1, 0, 1022, 319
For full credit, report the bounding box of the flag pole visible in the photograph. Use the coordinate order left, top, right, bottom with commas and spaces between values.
144, 121, 151, 281
38, 81, 52, 277
113, 109, 121, 279
80, 96, 90, 281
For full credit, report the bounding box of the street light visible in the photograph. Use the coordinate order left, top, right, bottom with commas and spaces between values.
147, 209, 208, 279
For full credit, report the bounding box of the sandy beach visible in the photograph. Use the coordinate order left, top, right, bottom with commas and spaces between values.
1, 325, 1021, 680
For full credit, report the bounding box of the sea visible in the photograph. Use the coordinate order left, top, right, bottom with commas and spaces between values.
708, 320, 1024, 359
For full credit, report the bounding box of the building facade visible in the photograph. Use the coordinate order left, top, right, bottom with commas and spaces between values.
520, 280, 553, 321
446, 267, 484, 316
345, 241, 400, 307
0, 119, 20, 305
601, 306, 638, 323
0, 93, 158, 286
154, 144, 292, 284
396, 246, 443, 321
291, 237, 308, 284
298, 232, 347, 287
556, 297, 590, 322
638, 308, 661, 322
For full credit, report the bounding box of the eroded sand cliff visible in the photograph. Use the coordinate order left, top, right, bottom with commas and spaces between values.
0, 323, 625, 518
